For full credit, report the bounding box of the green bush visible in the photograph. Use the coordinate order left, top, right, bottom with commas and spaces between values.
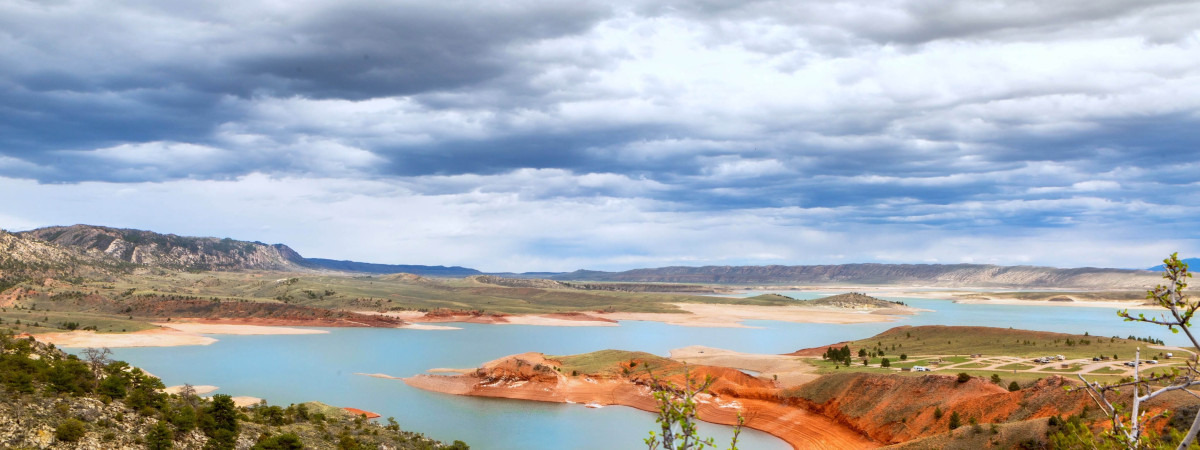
956, 372, 971, 383
56, 418, 87, 443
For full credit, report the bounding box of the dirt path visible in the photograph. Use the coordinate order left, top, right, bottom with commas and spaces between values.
670, 346, 820, 387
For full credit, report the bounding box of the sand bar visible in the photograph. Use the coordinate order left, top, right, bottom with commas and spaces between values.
163, 385, 219, 395
33, 322, 329, 348
231, 396, 264, 407
153, 322, 329, 335
34, 328, 218, 348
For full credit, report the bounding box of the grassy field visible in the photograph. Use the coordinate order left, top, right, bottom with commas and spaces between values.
839, 325, 1147, 360
799, 325, 1158, 383
0, 307, 157, 334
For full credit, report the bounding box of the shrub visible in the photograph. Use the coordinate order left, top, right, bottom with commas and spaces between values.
956, 372, 971, 383
56, 418, 87, 443
949, 411, 962, 430
934, 407, 944, 419
990, 374, 1002, 384
1008, 381, 1020, 392
881, 358, 891, 367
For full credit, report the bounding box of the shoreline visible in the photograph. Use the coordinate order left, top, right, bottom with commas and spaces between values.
400, 353, 875, 449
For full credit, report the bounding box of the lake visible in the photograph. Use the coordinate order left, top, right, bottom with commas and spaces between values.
94, 295, 1179, 449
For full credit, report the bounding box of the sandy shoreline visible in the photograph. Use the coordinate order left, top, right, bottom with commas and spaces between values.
152, 322, 330, 335
34, 322, 328, 348
34, 328, 219, 348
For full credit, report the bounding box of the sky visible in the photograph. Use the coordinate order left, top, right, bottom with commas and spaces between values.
1, 0, 1198, 272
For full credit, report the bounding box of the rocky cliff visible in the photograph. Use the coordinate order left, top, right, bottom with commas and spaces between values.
21, 225, 306, 272
553, 263, 1161, 289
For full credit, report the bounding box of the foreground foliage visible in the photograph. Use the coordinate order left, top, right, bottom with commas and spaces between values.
0, 329, 467, 449
1075, 254, 1200, 449
643, 365, 742, 450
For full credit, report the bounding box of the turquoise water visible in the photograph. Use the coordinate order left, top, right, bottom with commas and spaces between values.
95, 296, 1180, 450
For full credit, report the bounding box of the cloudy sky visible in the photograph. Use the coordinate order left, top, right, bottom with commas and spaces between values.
1, 0, 1198, 271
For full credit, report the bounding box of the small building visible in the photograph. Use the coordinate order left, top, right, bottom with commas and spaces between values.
970, 354, 983, 358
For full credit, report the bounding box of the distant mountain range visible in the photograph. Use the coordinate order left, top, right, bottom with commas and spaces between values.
3, 224, 1167, 289
550, 264, 1162, 289
1148, 258, 1200, 272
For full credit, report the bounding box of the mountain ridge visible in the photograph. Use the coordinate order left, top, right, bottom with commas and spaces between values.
18, 224, 483, 277
550, 263, 1161, 289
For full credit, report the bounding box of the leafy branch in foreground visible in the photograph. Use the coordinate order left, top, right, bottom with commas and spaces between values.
1075, 253, 1200, 449
642, 364, 742, 450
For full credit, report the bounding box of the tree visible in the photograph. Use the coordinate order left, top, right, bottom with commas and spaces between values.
990, 374, 1002, 385
956, 372, 971, 383
948, 411, 962, 430
643, 364, 742, 450
252, 433, 303, 450
1007, 381, 1020, 392
1076, 254, 1200, 449
81, 347, 112, 377
202, 394, 240, 450
881, 358, 891, 368
146, 420, 175, 450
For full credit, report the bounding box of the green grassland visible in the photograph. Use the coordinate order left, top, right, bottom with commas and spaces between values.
800, 325, 1157, 384
840, 325, 1146, 360
2, 270, 800, 333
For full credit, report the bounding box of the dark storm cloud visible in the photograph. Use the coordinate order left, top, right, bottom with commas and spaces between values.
0, 0, 1198, 256
0, 0, 613, 180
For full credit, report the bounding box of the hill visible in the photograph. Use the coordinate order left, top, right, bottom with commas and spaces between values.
0, 229, 134, 290
552, 263, 1161, 289
21, 225, 306, 272
20, 224, 483, 276
807, 292, 907, 308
